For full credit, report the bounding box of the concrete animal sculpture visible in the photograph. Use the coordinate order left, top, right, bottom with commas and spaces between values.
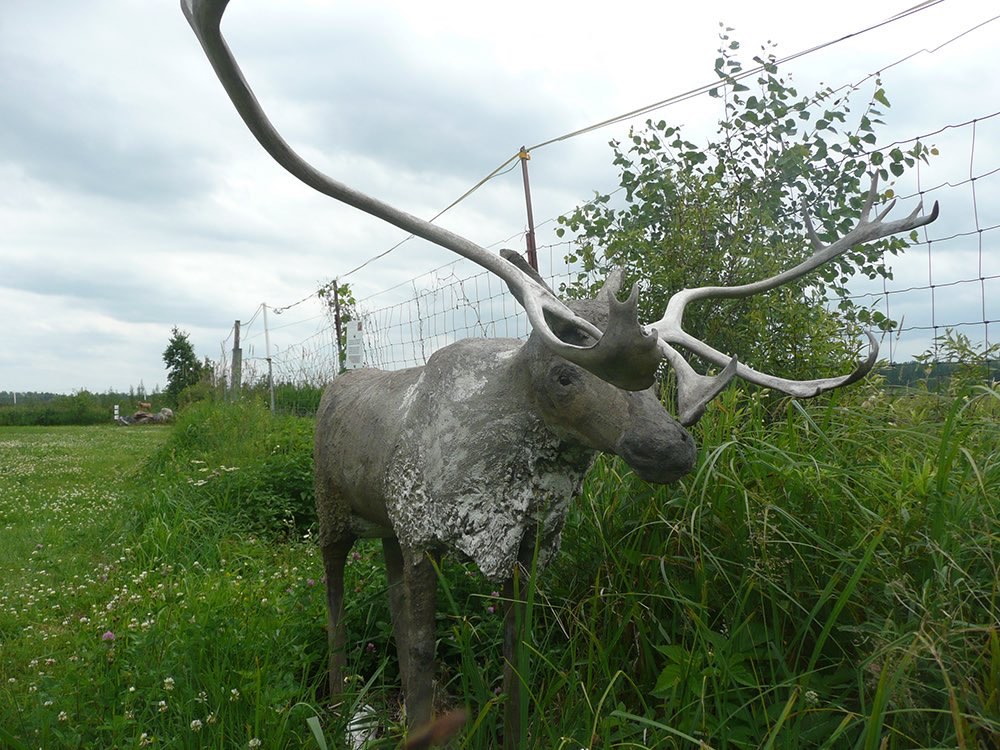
181, 0, 939, 743
314, 263, 697, 739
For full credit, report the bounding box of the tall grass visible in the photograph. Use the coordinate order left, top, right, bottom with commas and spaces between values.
514, 383, 1000, 748
1, 386, 996, 748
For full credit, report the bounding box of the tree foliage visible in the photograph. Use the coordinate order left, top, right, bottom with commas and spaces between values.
163, 326, 205, 407
557, 30, 935, 381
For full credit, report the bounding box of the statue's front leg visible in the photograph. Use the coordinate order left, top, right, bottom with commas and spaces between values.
402, 547, 439, 729
382, 536, 410, 690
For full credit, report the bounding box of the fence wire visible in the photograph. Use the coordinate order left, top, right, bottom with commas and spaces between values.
215, 110, 998, 410
844, 112, 999, 364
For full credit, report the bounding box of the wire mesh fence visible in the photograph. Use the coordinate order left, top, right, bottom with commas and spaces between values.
356, 243, 585, 371
213, 108, 999, 414
843, 112, 999, 365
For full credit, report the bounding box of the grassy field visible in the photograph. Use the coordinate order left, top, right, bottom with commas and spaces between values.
0, 385, 997, 749
0, 422, 332, 749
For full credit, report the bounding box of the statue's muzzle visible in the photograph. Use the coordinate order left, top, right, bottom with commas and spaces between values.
615, 415, 696, 484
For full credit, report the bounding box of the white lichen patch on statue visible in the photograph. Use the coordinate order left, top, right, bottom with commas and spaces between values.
384, 420, 593, 582
447, 368, 489, 402
398, 372, 424, 415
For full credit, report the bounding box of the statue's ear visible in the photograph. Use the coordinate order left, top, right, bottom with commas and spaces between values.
500, 249, 553, 307
595, 268, 625, 302
499, 248, 593, 344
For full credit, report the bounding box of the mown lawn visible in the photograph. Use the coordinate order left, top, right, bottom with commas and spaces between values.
0, 423, 335, 749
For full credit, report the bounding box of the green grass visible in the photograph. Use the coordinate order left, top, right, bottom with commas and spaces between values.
531, 383, 1000, 748
0, 419, 334, 749
0, 387, 997, 749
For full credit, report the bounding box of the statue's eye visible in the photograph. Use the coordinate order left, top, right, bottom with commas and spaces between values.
553, 366, 578, 387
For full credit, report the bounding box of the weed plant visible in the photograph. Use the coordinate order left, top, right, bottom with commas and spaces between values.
0, 385, 996, 749
142, 400, 318, 538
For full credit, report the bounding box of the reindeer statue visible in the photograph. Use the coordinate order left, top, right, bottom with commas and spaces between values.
182, 1, 938, 745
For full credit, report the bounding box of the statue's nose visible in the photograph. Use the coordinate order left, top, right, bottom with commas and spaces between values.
615, 418, 696, 484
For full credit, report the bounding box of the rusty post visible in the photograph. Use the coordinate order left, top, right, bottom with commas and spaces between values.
519, 147, 538, 271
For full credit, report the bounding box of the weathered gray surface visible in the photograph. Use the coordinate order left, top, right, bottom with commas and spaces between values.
314, 298, 695, 581
322, 339, 594, 581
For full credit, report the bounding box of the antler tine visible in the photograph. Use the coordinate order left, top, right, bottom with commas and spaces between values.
651, 176, 938, 419
660, 343, 739, 426
181, 0, 662, 390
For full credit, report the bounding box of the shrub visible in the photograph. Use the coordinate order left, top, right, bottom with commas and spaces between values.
557, 32, 934, 382
145, 400, 316, 537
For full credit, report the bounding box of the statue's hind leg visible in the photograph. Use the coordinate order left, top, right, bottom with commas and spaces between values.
382, 536, 410, 691
321, 535, 356, 702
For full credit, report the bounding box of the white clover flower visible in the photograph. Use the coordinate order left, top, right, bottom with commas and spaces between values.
158, 700, 168, 713
230, 688, 241, 701
163, 676, 175, 691
191, 719, 203, 732
249, 739, 262, 749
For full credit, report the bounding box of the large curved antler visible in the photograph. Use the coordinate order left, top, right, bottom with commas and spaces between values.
180, 0, 662, 391
653, 177, 939, 423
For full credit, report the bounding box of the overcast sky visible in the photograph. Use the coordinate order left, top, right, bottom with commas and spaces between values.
1, 0, 997, 396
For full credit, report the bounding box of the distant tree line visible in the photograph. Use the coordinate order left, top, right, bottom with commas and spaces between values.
0, 328, 214, 427
0, 389, 161, 427
881, 359, 999, 389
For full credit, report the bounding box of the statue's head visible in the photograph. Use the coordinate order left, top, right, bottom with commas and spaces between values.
521, 279, 696, 485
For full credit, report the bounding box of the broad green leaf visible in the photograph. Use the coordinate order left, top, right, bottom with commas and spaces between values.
653, 664, 684, 695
